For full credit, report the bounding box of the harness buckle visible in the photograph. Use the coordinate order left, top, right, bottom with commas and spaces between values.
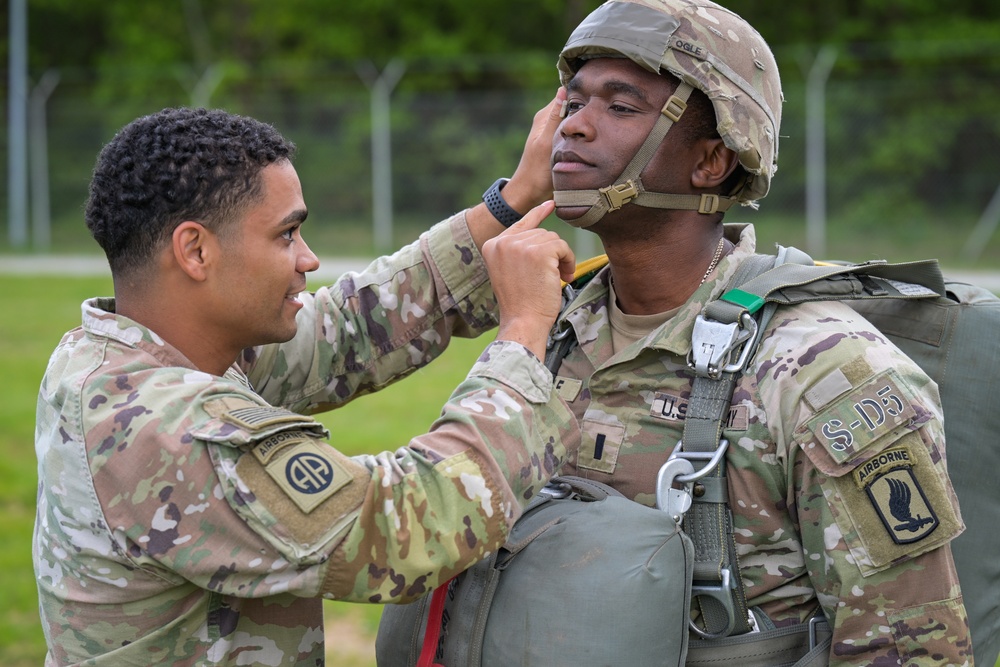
689, 568, 738, 639
808, 614, 830, 651
656, 440, 729, 523
655, 457, 696, 522
599, 180, 639, 211
688, 313, 758, 379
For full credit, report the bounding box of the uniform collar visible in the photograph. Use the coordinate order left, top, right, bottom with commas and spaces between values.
80, 297, 248, 383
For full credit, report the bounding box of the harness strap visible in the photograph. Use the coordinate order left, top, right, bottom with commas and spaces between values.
681, 253, 777, 638
686, 615, 832, 667
706, 259, 945, 326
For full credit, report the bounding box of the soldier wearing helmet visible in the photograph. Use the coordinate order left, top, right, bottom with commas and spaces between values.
542, 1, 971, 665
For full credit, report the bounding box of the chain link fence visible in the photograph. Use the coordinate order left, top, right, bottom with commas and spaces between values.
3, 45, 1000, 265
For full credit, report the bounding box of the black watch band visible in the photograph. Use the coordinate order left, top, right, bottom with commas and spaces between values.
482, 178, 524, 227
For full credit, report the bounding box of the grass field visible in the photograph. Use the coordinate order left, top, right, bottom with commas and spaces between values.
0, 272, 490, 666
3, 231, 997, 665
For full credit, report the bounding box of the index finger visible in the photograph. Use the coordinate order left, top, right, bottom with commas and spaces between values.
504, 200, 555, 233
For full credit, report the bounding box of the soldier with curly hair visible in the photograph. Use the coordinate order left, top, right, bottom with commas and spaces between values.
33, 103, 580, 666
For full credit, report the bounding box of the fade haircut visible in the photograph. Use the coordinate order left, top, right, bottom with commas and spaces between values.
85, 107, 296, 278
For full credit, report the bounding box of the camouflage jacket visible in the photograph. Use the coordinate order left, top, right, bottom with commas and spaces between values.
551, 224, 972, 666
33, 212, 579, 666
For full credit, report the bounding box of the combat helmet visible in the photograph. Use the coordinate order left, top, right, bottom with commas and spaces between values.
554, 0, 783, 228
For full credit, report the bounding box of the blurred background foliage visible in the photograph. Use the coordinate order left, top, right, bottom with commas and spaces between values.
0, 0, 999, 263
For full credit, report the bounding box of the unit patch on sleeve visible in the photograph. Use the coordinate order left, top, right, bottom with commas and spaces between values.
822, 430, 963, 572
263, 438, 353, 514
853, 445, 938, 544
230, 434, 372, 548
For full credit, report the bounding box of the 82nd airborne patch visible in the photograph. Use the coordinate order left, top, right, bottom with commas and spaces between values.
854, 445, 938, 544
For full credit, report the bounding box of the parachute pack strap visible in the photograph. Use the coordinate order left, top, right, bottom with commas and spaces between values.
680, 253, 784, 639
682, 372, 752, 638
684, 252, 780, 449
705, 258, 945, 326
685, 615, 832, 667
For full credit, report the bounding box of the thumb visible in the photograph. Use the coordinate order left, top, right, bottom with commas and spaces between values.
504, 200, 555, 233
553, 86, 568, 122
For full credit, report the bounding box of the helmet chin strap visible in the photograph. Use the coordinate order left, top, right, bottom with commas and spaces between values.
554, 81, 738, 229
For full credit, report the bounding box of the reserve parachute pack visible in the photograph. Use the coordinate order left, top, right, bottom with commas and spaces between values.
377, 249, 1000, 667
376, 475, 696, 666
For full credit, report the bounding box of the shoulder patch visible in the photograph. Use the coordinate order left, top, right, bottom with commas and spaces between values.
261, 438, 353, 514
854, 445, 939, 544
804, 369, 918, 466
233, 433, 371, 547
813, 429, 963, 572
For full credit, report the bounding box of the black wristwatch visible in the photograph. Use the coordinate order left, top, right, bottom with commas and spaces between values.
482, 178, 524, 227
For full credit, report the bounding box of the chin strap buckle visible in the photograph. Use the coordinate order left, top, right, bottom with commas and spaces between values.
599, 180, 639, 211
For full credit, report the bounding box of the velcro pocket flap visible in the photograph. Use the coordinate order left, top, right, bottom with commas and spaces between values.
192, 395, 329, 446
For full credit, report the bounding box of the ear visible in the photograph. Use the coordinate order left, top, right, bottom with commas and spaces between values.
171, 221, 215, 282
691, 138, 739, 190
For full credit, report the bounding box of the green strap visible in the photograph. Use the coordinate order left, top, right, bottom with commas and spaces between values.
708, 259, 945, 326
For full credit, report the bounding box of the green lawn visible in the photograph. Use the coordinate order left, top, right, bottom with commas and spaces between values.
4, 265, 996, 666
0, 272, 489, 666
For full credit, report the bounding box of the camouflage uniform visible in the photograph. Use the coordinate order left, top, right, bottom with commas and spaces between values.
551, 223, 972, 666
33, 213, 579, 666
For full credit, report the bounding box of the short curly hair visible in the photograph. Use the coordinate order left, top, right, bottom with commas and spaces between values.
85, 107, 296, 278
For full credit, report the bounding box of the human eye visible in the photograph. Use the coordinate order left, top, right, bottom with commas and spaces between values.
565, 99, 585, 115
281, 226, 298, 242
609, 102, 638, 114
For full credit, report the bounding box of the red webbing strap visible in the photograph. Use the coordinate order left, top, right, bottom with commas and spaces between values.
416, 579, 452, 667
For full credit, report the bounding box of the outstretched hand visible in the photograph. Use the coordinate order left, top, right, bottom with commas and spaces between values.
482, 200, 575, 360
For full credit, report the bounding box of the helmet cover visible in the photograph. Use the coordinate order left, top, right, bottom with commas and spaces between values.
557, 0, 783, 203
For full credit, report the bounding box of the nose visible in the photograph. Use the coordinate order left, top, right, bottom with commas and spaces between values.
559, 103, 595, 140
297, 239, 320, 274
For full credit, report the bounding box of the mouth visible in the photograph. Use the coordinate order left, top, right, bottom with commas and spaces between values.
552, 150, 594, 174
285, 285, 307, 306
